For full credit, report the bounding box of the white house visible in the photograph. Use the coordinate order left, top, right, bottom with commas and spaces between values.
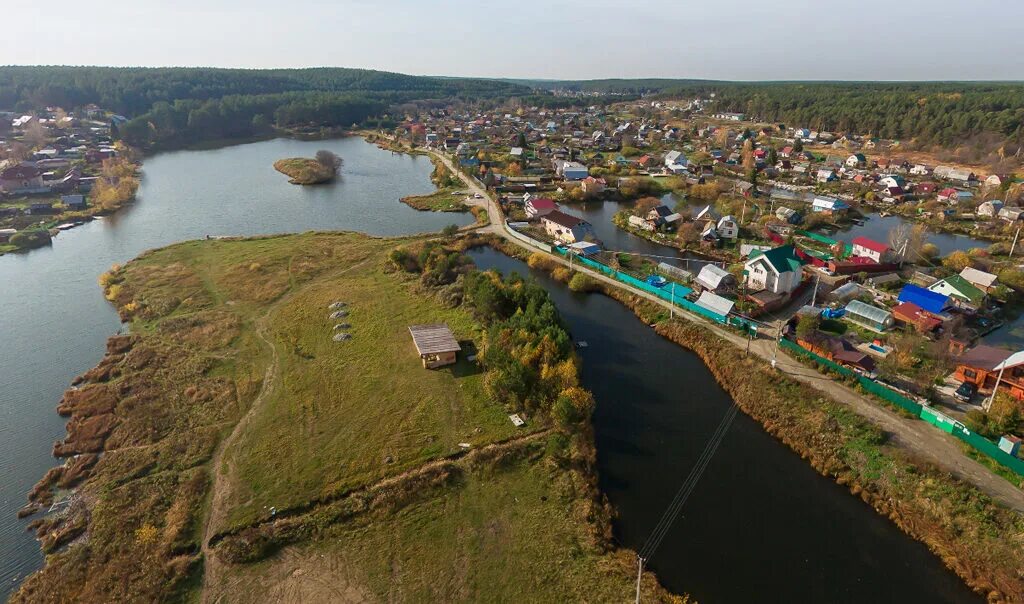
743, 245, 804, 295
716, 215, 739, 239
850, 237, 892, 264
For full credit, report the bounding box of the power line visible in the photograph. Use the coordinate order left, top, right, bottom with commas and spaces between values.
638, 403, 739, 562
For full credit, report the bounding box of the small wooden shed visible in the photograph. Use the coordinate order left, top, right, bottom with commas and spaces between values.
408, 324, 461, 369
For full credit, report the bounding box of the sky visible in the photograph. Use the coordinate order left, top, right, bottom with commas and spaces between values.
4, 0, 1024, 81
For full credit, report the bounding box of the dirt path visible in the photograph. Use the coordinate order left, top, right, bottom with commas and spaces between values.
201, 259, 369, 603
423, 145, 1024, 512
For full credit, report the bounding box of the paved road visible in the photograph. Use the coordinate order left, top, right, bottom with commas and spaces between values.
424, 146, 1024, 512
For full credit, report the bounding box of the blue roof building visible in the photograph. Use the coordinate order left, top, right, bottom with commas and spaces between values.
898, 284, 950, 314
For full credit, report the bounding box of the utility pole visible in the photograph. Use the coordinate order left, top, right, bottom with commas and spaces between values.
1011, 225, 1021, 259
985, 363, 1006, 412
771, 322, 783, 370
635, 556, 645, 604
670, 283, 675, 319
810, 273, 820, 307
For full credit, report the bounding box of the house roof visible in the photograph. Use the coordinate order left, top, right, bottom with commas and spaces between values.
528, 198, 557, 210
695, 264, 733, 290
408, 324, 462, 356
959, 345, 1013, 371
748, 244, 804, 274
930, 275, 985, 304
898, 284, 949, 314
543, 209, 586, 229
959, 267, 997, 289
852, 236, 890, 254
695, 291, 735, 317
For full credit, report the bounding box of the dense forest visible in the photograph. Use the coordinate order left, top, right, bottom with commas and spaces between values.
695, 82, 1024, 149
0, 67, 533, 149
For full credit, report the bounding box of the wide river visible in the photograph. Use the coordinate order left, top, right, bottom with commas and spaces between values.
0, 137, 976, 602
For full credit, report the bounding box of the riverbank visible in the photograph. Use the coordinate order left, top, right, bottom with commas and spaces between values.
511, 246, 1024, 601
11, 231, 681, 603
399, 187, 469, 212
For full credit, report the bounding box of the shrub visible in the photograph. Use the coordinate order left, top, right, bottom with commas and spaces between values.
568, 272, 599, 292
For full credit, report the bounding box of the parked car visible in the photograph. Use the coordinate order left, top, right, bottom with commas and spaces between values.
954, 382, 976, 403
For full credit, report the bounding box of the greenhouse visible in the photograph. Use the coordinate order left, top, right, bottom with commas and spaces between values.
844, 299, 894, 332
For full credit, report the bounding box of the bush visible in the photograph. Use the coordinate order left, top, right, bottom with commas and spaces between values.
9, 229, 52, 250
568, 272, 600, 293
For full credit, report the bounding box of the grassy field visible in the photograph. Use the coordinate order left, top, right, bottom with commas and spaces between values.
212, 455, 672, 603
399, 187, 470, 212
13, 231, 672, 603
218, 250, 520, 529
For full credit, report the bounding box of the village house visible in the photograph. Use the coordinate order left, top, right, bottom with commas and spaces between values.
811, 196, 849, 216
928, 275, 985, 311
959, 267, 998, 293
646, 205, 681, 231
525, 197, 557, 218
952, 346, 1024, 400
978, 199, 1004, 217
850, 236, 893, 264
892, 301, 943, 334
795, 331, 876, 374
744, 244, 804, 295
716, 215, 739, 239
580, 176, 606, 196
541, 210, 595, 244
0, 165, 46, 194
846, 153, 866, 167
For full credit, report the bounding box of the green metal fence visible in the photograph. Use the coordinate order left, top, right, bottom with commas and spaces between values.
780, 338, 1024, 478
552, 247, 732, 324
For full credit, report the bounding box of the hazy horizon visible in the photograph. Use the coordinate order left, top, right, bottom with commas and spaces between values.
3, 0, 1023, 81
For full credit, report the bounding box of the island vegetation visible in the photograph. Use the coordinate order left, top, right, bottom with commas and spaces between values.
272, 149, 342, 184
12, 231, 683, 603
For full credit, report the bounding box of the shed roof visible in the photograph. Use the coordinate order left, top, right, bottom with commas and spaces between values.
408, 324, 461, 356
695, 291, 734, 317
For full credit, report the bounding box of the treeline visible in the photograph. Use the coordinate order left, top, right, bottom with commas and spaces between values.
0, 66, 533, 149
116, 92, 387, 148
0, 66, 530, 116
388, 239, 593, 429
673, 82, 1024, 149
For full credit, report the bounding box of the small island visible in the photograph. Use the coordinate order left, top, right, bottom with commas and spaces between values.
273, 149, 342, 185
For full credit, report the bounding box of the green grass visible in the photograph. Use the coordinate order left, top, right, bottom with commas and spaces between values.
400, 187, 469, 212
215, 456, 667, 603
221, 259, 521, 528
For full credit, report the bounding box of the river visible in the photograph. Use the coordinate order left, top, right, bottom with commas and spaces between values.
0, 136, 470, 595
467, 246, 978, 603
0, 137, 978, 602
